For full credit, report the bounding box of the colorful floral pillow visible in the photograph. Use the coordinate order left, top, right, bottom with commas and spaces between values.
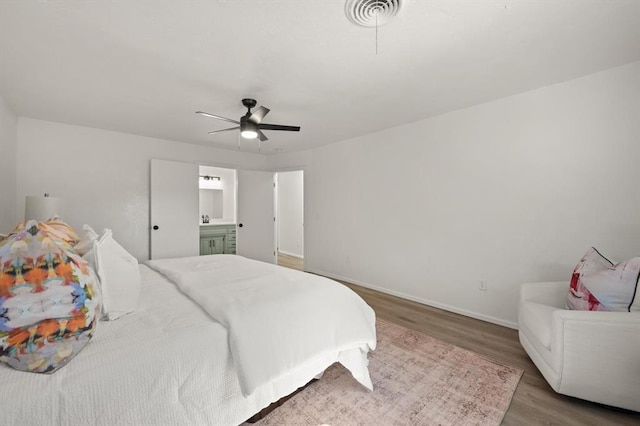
0, 220, 101, 373
41, 217, 80, 247
567, 247, 640, 312
73, 224, 100, 256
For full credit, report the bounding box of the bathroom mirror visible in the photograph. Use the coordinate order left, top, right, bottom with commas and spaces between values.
199, 189, 223, 221
198, 165, 236, 224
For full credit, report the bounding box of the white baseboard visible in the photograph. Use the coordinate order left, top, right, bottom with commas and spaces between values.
277, 250, 304, 259
306, 268, 519, 330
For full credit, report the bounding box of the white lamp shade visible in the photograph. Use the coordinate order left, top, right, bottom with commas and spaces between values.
25, 195, 64, 221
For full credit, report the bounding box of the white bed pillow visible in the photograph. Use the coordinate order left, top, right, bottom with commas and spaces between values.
83, 229, 141, 321
74, 224, 100, 256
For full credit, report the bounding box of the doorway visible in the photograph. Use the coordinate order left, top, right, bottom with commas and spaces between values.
275, 170, 304, 271
150, 159, 281, 262
198, 165, 236, 225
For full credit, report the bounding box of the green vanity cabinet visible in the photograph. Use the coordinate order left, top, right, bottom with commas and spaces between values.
200, 235, 225, 255
199, 224, 236, 255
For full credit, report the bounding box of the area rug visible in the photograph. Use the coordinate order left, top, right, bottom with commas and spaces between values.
257, 318, 523, 426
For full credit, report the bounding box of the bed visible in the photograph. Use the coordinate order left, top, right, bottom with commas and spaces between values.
0, 254, 377, 425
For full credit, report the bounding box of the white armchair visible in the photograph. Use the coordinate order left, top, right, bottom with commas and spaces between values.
518, 281, 640, 412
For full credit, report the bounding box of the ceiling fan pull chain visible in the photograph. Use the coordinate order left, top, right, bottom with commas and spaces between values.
345, 0, 404, 55
376, 11, 378, 55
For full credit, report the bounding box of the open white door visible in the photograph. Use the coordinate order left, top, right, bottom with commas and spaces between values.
237, 170, 276, 264
150, 159, 199, 260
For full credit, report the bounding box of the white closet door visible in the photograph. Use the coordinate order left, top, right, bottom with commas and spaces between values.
237, 170, 276, 264
150, 159, 199, 260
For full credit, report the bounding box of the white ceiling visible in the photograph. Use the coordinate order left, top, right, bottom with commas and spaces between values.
1, 0, 638, 154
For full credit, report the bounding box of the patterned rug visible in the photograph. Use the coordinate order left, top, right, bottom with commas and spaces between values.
257, 318, 523, 426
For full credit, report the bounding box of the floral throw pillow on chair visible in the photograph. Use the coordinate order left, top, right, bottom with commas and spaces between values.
567, 247, 640, 312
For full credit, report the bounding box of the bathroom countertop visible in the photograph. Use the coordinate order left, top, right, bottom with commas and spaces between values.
200, 222, 236, 226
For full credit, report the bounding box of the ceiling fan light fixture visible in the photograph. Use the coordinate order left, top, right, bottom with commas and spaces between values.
197, 98, 300, 147
241, 129, 258, 139
241, 121, 259, 139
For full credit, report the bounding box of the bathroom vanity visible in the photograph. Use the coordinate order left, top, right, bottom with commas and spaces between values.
199, 224, 236, 255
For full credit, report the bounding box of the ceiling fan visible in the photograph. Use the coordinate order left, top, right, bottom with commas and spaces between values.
196, 98, 301, 142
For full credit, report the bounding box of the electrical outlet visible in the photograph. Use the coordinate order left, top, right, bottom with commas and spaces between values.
479, 280, 487, 291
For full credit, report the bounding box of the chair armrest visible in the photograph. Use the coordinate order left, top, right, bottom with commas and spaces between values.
554, 309, 640, 324
549, 310, 640, 362
549, 310, 640, 409
520, 281, 568, 308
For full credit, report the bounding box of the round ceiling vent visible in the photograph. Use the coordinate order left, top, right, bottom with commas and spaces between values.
345, 0, 404, 27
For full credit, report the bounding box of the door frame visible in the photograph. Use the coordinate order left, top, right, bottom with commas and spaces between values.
196, 162, 306, 269
274, 168, 305, 271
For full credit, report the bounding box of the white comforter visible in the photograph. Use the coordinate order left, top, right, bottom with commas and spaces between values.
1, 265, 310, 425
146, 255, 377, 396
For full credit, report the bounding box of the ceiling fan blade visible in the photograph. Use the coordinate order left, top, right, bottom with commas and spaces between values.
258, 123, 301, 132
208, 126, 240, 135
248, 106, 270, 124
196, 111, 240, 125
258, 129, 269, 142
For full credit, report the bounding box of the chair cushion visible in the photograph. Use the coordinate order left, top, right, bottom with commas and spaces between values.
567, 248, 640, 312
519, 301, 561, 349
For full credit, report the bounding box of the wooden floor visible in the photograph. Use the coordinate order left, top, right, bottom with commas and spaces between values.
276, 252, 304, 271
276, 253, 639, 425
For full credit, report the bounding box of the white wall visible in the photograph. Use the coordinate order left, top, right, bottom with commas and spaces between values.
277, 170, 304, 258
0, 95, 18, 233
16, 118, 266, 260
268, 61, 640, 328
